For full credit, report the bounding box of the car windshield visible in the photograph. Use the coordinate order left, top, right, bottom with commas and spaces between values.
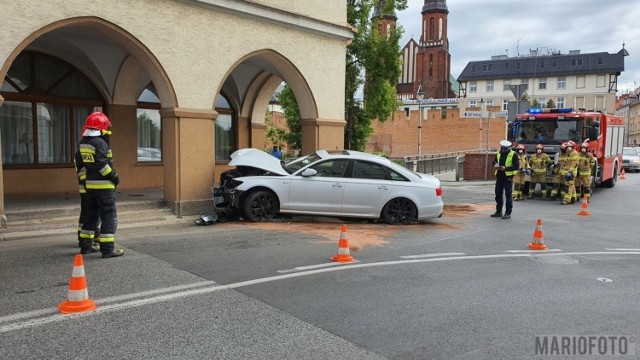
623, 148, 637, 156
512, 119, 582, 145
283, 153, 323, 174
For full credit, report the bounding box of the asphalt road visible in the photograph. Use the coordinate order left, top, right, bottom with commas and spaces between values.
1, 175, 639, 359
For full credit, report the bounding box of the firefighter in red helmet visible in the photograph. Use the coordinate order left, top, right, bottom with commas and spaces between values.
75, 112, 124, 258
528, 144, 551, 199
577, 141, 596, 202
512, 144, 530, 201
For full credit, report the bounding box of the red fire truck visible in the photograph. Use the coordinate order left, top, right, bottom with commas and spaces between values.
509, 108, 625, 192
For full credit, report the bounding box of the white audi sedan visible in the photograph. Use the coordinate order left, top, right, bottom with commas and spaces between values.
218, 148, 443, 224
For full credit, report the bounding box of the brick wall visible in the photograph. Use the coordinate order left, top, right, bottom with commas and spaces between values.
366, 106, 506, 159
464, 153, 497, 181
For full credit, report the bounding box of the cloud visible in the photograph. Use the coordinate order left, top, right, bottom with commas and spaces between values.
397, 0, 639, 93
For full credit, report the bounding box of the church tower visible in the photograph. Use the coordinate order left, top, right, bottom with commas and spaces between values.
371, 0, 397, 37
397, 0, 455, 100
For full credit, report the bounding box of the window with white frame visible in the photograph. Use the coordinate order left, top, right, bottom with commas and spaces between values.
556, 97, 565, 108
596, 75, 606, 88
486, 80, 494, 92
503, 80, 511, 91
521, 78, 529, 85
486, 99, 494, 107
576, 76, 585, 89
538, 78, 547, 90
469, 99, 477, 107
557, 76, 566, 90
502, 99, 509, 111
537, 98, 546, 108
469, 81, 477, 93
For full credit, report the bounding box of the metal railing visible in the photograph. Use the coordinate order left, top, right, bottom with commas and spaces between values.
400, 149, 483, 181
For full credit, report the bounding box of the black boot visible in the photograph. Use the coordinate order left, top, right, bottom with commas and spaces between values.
490, 211, 502, 218
100, 243, 124, 258
80, 239, 99, 254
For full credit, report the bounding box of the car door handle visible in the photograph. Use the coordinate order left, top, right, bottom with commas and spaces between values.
378, 186, 388, 190
332, 183, 343, 188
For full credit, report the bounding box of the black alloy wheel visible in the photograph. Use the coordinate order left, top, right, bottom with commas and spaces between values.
243, 190, 278, 222
382, 198, 417, 225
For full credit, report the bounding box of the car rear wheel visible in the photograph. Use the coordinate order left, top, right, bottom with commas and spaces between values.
382, 198, 417, 225
243, 190, 278, 222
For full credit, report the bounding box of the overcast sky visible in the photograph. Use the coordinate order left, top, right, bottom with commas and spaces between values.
395, 0, 640, 94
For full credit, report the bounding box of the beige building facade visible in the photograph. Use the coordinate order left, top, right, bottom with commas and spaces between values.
0, 0, 353, 216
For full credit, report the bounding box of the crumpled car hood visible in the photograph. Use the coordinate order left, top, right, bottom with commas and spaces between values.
228, 148, 289, 176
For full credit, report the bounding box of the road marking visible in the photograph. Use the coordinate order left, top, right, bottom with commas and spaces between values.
3, 251, 640, 333
400, 253, 466, 259
605, 248, 640, 251
277, 262, 355, 273
504, 249, 563, 253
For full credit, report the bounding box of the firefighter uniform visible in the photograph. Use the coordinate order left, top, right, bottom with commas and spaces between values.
577, 144, 597, 202
512, 145, 530, 201
528, 145, 551, 199
74, 152, 100, 253
76, 112, 124, 258
550, 146, 567, 201
558, 144, 580, 205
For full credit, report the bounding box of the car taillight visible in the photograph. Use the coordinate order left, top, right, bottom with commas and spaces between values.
435, 186, 442, 196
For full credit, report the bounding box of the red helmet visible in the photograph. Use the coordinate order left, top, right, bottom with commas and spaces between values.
580, 142, 589, 148
560, 142, 568, 150
567, 140, 576, 148
84, 112, 111, 131
535, 144, 544, 150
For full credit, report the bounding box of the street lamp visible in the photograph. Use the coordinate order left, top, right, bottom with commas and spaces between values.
416, 86, 424, 158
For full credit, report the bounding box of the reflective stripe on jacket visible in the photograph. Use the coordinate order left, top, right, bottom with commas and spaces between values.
495, 151, 518, 176
76, 136, 118, 191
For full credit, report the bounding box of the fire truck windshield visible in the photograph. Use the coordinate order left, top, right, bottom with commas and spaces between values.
511, 118, 584, 145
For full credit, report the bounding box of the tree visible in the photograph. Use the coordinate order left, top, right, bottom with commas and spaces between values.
345, 0, 407, 150
545, 99, 556, 109
278, 84, 302, 151
264, 108, 287, 150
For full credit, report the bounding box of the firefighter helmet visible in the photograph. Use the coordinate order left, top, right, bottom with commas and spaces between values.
581, 142, 589, 148
535, 144, 544, 150
516, 144, 526, 151
84, 112, 111, 131
560, 142, 568, 150
567, 140, 577, 148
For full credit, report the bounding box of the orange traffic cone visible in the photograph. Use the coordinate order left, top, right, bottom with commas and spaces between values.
58, 254, 97, 314
578, 195, 591, 216
527, 218, 548, 250
620, 168, 626, 180
331, 224, 356, 263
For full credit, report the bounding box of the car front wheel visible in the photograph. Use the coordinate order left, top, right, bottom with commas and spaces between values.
243, 190, 278, 222
382, 198, 417, 225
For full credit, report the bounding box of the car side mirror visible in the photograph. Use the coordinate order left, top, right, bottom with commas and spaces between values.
301, 168, 317, 177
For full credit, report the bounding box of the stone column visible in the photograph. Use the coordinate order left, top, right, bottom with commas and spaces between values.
251, 122, 267, 150
160, 107, 218, 216
0, 94, 5, 227
300, 117, 346, 154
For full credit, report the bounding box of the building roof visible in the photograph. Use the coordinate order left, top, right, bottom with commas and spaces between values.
457, 49, 626, 82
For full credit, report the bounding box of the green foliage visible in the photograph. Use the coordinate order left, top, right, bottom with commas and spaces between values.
278, 84, 302, 150
265, 108, 287, 147
345, 0, 407, 149
546, 99, 556, 109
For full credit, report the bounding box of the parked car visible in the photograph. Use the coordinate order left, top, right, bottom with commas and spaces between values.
622, 147, 640, 173
137, 147, 162, 162
218, 148, 444, 224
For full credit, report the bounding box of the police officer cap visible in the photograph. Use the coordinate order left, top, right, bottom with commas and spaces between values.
499, 140, 512, 148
